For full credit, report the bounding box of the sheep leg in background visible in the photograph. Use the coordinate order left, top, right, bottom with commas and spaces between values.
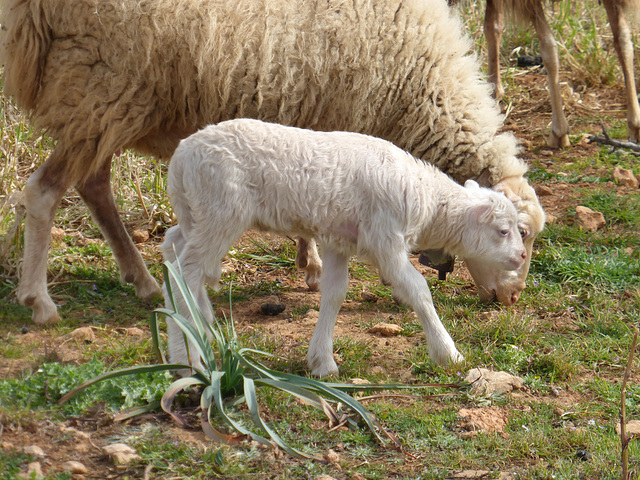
603, 0, 640, 143
378, 247, 463, 366
295, 237, 322, 291
529, 3, 570, 148
418, 249, 455, 281
484, 0, 505, 100
17, 150, 73, 324
75, 159, 161, 301
307, 248, 349, 377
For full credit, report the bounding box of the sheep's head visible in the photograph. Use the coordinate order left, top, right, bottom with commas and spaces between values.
463, 176, 545, 306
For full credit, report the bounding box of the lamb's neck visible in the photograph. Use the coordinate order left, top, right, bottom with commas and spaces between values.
416, 188, 473, 255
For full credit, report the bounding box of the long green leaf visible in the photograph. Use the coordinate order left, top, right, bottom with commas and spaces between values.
161, 376, 206, 427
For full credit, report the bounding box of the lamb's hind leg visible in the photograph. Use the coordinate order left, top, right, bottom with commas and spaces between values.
17, 150, 75, 324
377, 248, 463, 366
75, 158, 161, 300
295, 237, 322, 291
307, 247, 349, 377
603, 0, 640, 142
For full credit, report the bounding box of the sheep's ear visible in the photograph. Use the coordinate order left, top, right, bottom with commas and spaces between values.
469, 202, 494, 224
493, 181, 522, 203
464, 179, 480, 189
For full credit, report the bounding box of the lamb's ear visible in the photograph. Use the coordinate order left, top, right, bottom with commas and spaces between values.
464, 179, 480, 189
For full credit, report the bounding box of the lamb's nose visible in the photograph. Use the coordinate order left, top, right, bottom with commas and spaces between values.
521, 250, 527, 259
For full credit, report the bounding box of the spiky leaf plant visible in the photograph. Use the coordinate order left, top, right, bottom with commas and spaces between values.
60, 261, 457, 461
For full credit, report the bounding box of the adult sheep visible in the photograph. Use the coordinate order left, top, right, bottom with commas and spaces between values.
449, 0, 640, 147
0, 0, 545, 326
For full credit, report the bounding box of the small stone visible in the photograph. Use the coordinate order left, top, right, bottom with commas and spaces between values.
21, 326, 29, 334
18, 462, 43, 480
348, 378, 371, 385
351, 474, 367, 480
315, 476, 338, 480
545, 213, 557, 225
360, 291, 378, 302
367, 323, 403, 337
575, 206, 606, 232
62, 461, 88, 474
261, 303, 286, 315
131, 229, 150, 243
534, 185, 553, 196
613, 167, 639, 188
65, 327, 96, 343
22, 446, 45, 457
102, 443, 141, 465
324, 449, 340, 465
616, 420, 640, 436
465, 368, 524, 395
125, 327, 146, 337
540, 149, 554, 157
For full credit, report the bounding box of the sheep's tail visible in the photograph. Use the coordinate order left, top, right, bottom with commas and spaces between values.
0, 0, 52, 110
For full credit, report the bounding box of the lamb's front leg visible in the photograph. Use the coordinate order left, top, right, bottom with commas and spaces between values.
306, 248, 349, 377
379, 253, 463, 366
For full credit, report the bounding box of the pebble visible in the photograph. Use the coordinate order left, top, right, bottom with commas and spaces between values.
62, 461, 88, 474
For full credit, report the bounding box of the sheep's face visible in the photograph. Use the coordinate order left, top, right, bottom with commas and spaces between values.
464, 177, 546, 306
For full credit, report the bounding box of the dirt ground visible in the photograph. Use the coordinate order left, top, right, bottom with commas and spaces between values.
1, 64, 639, 479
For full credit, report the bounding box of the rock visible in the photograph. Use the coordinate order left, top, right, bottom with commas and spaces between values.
348, 378, 371, 385
367, 323, 403, 337
360, 291, 378, 302
261, 303, 286, 315
102, 443, 141, 465
324, 449, 340, 465
576, 449, 592, 461
613, 167, 639, 188
131, 229, 150, 243
616, 419, 640, 436
22, 445, 45, 457
62, 461, 88, 474
351, 474, 367, 480
545, 213, 558, 225
534, 185, 553, 196
125, 327, 146, 337
18, 462, 43, 480
65, 327, 96, 343
575, 206, 606, 232
316, 476, 337, 480
465, 368, 524, 395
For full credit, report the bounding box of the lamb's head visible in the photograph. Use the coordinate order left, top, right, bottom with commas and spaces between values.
459, 180, 527, 275
464, 177, 546, 306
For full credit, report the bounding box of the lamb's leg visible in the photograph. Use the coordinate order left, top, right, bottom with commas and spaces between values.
484, 0, 505, 100
295, 237, 322, 291
307, 248, 349, 377
17, 152, 73, 324
530, 3, 570, 148
75, 158, 161, 300
378, 251, 463, 366
603, 0, 640, 142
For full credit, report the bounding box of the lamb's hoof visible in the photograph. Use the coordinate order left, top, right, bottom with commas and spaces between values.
548, 131, 570, 148
431, 347, 464, 367
308, 356, 339, 378
305, 271, 320, 291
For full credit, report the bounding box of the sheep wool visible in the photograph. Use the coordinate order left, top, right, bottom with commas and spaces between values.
0, 0, 524, 187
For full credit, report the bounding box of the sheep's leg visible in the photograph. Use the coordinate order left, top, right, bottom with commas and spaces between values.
530, 4, 570, 148
307, 248, 349, 377
603, 0, 640, 143
75, 158, 161, 300
295, 237, 322, 291
484, 0, 505, 100
17, 153, 74, 324
377, 250, 463, 366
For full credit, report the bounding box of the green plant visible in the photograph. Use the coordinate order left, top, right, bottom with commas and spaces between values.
59, 262, 453, 462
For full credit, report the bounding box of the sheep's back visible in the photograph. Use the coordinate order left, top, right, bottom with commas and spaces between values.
1, 0, 520, 185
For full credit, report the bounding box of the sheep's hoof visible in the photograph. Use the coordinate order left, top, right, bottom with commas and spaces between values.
19, 293, 61, 325
548, 131, 570, 148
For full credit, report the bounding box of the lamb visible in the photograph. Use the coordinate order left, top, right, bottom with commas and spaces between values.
0, 0, 545, 326
448, 0, 640, 147
162, 119, 527, 377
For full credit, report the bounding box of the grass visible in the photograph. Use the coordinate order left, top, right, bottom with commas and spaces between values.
2, 0, 640, 478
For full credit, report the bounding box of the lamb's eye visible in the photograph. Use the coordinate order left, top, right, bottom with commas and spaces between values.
519, 227, 529, 239
500, 229, 509, 237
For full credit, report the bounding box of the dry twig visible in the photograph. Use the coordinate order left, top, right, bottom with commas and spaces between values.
589, 124, 640, 156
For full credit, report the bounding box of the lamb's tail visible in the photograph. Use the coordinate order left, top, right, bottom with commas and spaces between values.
0, 0, 52, 110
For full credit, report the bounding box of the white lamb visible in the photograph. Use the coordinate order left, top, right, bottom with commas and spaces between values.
162, 119, 527, 377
